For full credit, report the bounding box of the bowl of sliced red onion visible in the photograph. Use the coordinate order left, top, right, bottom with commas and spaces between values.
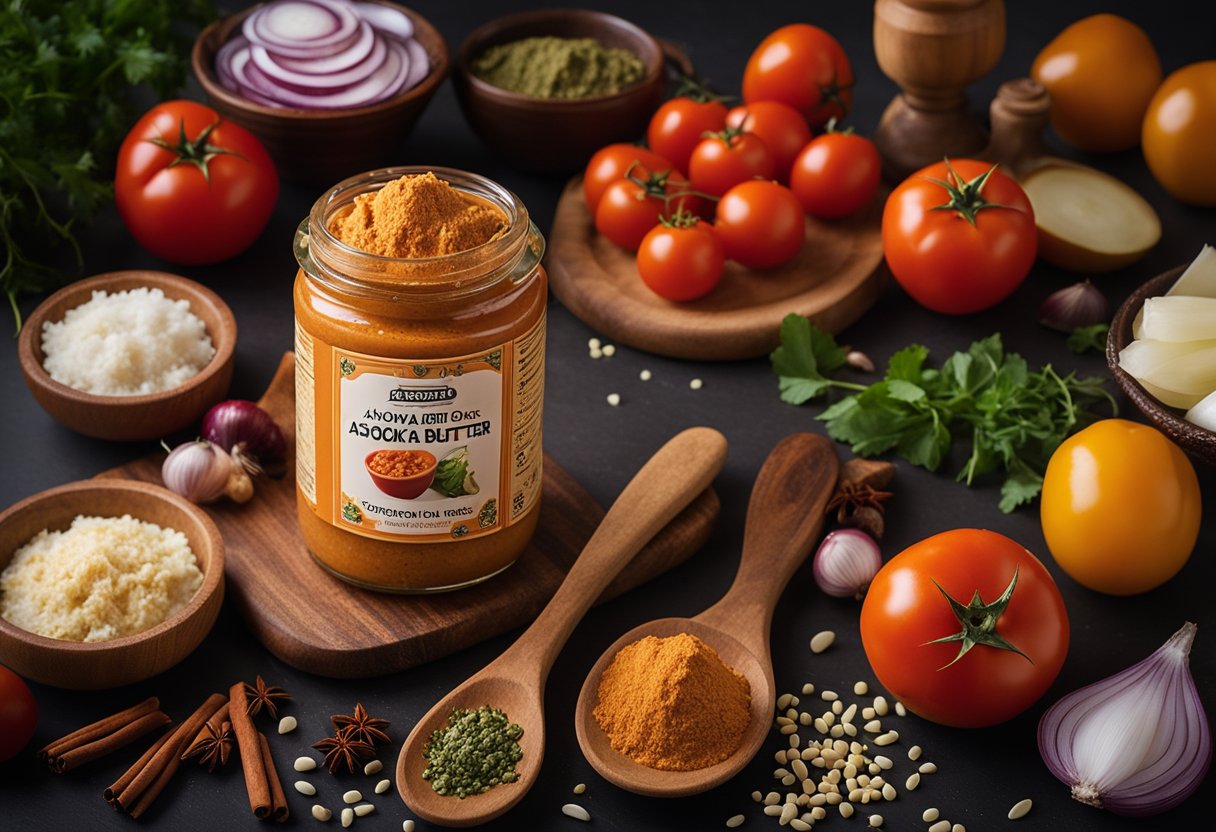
192, 0, 448, 183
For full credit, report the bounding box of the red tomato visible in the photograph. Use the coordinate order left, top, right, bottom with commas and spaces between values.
861, 529, 1069, 728
714, 180, 805, 269
583, 144, 679, 212
689, 131, 776, 198
647, 97, 729, 174
0, 664, 37, 762
790, 131, 881, 218
115, 100, 278, 265
882, 159, 1036, 314
637, 219, 724, 301
743, 24, 853, 128
595, 174, 698, 251
725, 102, 812, 183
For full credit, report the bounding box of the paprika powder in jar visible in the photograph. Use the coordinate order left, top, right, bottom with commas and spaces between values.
293, 167, 546, 592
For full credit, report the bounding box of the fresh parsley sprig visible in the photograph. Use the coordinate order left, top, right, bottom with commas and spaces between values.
772, 314, 1118, 512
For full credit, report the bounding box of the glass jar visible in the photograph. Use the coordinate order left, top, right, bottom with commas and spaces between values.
293, 166, 546, 592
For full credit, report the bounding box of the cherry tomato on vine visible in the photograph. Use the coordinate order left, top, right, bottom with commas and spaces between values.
0, 664, 37, 762
583, 144, 679, 213
860, 529, 1069, 728
1041, 419, 1201, 595
714, 180, 804, 269
647, 96, 729, 174
882, 158, 1036, 314
115, 100, 278, 265
689, 128, 776, 198
742, 24, 852, 128
725, 101, 811, 183
789, 128, 881, 219
636, 216, 724, 301
594, 172, 699, 251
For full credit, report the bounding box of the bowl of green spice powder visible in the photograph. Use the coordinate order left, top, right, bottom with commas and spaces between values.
454, 9, 665, 172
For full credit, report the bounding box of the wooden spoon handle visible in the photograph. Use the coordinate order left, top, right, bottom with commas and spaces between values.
491, 427, 728, 684
696, 433, 839, 655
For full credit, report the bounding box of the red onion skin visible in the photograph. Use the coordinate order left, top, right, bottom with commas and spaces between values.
1037, 622, 1212, 817
813, 528, 882, 599
202, 400, 286, 471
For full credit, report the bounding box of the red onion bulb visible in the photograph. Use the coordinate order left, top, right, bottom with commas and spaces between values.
202, 400, 286, 476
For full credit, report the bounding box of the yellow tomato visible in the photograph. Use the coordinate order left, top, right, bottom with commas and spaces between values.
1040, 419, 1201, 595
1031, 14, 1161, 152
1142, 61, 1216, 206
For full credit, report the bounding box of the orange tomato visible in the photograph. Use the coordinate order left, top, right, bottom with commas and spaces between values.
1142, 61, 1216, 206
1030, 14, 1161, 152
1040, 419, 1201, 595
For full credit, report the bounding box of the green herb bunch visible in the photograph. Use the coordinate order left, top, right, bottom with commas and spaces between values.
772, 314, 1117, 512
0, 0, 213, 327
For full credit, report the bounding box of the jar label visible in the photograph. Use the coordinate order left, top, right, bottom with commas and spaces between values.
295, 313, 544, 543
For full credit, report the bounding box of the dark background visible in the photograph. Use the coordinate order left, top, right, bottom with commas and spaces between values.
2, 1, 1213, 829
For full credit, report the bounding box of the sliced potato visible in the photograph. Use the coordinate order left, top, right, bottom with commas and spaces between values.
1023, 165, 1161, 273
1140, 296, 1216, 342
1167, 244, 1216, 297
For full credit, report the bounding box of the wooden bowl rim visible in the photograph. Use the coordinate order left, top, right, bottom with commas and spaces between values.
192, 0, 451, 122
455, 7, 664, 108
16, 270, 237, 408
0, 478, 224, 654
1106, 264, 1216, 453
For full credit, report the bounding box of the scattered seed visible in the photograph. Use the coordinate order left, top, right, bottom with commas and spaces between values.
374, 779, 390, 795
869, 813, 883, 828
952, 825, 966, 832
810, 631, 836, 654
295, 756, 318, 772
278, 715, 297, 734
295, 781, 317, 796
340, 808, 353, 829
588, 338, 601, 350
821, 691, 839, 704
801, 683, 815, 695
342, 790, 362, 804
752, 790, 763, 802
354, 804, 375, 817
606, 393, 621, 406
780, 724, 798, 735
799, 712, 813, 726
894, 701, 907, 717
905, 772, 921, 791
782, 774, 796, 786
639, 369, 652, 381
765, 792, 781, 806
831, 700, 843, 715
562, 803, 591, 822
1008, 798, 1033, 820
919, 762, 938, 775
726, 815, 745, 829
840, 802, 855, 819
602, 344, 617, 357
810, 806, 827, 821
779, 803, 798, 824
841, 703, 857, 723
763, 805, 783, 817
928, 821, 951, 832
863, 719, 882, 733
881, 783, 897, 801
689, 378, 703, 390
311, 805, 332, 822
874, 755, 893, 770
873, 696, 889, 717
908, 745, 922, 761
792, 759, 809, 780
590, 348, 603, 359
862, 707, 876, 720
922, 808, 940, 822
778, 693, 794, 709
790, 819, 812, 831
362, 759, 383, 775
873, 732, 898, 746
403, 822, 415, 832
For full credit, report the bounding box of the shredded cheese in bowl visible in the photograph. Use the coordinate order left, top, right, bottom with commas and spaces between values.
0, 514, 204, 642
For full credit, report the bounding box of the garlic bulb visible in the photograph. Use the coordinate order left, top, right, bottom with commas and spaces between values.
812, 529, 882, 599
162, 440, 230, 503
1037, 622, 1212, 816
1038, 280, 1107, 332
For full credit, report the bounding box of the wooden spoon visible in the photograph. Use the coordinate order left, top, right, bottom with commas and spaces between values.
574, 432, 839, 797
396, 427, 728, 827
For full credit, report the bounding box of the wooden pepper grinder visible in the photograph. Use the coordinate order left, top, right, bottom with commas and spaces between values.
873, 0, 1006, 181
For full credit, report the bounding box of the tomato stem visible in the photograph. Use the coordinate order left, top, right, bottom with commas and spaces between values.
924, 566, 1033, 669
147, 118, 242, 184
673, 74, 732, 105
925, 158, 1011, 227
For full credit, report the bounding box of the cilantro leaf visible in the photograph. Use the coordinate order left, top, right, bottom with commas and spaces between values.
770, 314, 862, 404
1067, 323, 1109, 354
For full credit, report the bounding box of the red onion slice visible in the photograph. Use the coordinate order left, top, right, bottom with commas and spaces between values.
401, 36, 429, 92
245, 0, 359, 56
271, 18, 375, 74
242, 37, 407, 109
215, 34, 249, 92
351, 2, 414, 40
249, 33, 387, 93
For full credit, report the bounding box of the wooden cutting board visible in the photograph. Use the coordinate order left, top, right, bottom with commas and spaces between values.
99, 353, 719, 678
547, 177, 888, 361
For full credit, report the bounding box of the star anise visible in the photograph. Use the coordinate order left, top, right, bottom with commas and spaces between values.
331, 703, 391, 747
826, 482, 893, 539
245, 675, 292, 720
313, 726, 376, 774
183, 720, 233, 772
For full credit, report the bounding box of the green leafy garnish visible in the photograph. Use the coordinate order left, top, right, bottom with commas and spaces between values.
432, 446, 473, 498
1066, 323, 1109, 354
0, 0, 214, 329
772, 315, 1117, 512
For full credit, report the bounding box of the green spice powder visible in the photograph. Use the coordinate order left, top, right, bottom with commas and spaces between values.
422, 706, 524, 798
471, 36, 646, 99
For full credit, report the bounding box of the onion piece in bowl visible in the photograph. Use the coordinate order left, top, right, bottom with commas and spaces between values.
244, 0, 360, 58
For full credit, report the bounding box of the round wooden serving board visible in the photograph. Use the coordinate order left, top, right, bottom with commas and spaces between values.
546, 177, 888, 361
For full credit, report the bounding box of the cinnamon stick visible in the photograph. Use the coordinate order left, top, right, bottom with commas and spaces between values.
229, 680, 272, 819
104, 731, 174, 808
181, 701, 230, 761
40, 697, 161, 765
107, 692, 226, 818
53, 710, 171, 773
259, 732, 290, 822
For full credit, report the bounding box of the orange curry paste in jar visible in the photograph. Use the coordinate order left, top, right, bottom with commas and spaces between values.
293, 167, 546, 592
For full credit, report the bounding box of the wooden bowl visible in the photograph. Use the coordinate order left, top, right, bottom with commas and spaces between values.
453, 9, 665, 173
17, 271, 236, 442
192, 1, 450, 184
1107, 266, 1216, 466
0, 479, 224, 689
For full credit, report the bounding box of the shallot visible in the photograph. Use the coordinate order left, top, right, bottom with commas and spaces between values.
812, 529, 881, 600
202, 400, 287, 477
162, 440, 231, 504
1037, 622, 1212, 817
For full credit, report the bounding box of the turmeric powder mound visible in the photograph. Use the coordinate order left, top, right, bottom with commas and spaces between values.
331, 171, 507, 258
592, 633, 751, 771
